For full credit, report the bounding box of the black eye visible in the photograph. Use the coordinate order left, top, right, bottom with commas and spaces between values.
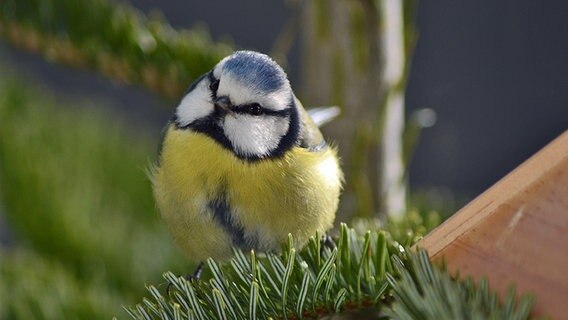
247, 103, 263, 116
209, 79, 219, 92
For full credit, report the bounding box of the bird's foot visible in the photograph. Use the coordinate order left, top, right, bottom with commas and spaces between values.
166, 262, 204, 295
320, 234, 336, 256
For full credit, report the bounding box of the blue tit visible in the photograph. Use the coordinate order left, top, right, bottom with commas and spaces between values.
152, 51, 342, 263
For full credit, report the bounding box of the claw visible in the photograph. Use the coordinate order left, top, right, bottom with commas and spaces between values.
320, 234, 336, 256
166, 262, 204, 295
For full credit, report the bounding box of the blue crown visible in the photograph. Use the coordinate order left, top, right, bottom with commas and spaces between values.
222, 51, 288, 93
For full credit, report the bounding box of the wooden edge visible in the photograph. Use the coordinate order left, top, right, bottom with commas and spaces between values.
416, 129, 568, 256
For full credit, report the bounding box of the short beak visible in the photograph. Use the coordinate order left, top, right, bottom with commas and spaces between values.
214, 96, 234, 116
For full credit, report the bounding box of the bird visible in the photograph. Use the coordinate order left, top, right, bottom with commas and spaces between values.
151, 51, 342, 275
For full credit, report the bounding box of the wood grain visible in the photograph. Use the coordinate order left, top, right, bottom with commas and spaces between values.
417, 130, 568, 319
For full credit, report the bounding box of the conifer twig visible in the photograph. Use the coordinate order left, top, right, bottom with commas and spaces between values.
0, 0, 232, 99
125, 225, 535, 319
126, 224, 393, 319
387, 249, 534, 320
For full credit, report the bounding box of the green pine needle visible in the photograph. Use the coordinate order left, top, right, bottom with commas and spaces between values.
386, 249, 535, 320
125, 225, 536, 319
127, 224, 393, 319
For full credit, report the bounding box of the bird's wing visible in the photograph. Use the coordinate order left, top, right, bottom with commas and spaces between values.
307, 106, 341, 127
295, 96, 327, 151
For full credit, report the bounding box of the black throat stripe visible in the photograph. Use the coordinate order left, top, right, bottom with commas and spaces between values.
207, 195, 259, 251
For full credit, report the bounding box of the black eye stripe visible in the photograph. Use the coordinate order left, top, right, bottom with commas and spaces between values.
232, 103, 263, 116
231, 104, 291, 117
264, 108, 291, 117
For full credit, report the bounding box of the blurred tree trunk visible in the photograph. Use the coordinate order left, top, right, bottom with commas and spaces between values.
300, 0, 414, 219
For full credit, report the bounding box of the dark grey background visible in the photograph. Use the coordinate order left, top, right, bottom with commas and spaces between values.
1, 0, 567, 200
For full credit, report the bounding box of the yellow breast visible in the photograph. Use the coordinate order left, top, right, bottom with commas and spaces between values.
152, 125, 342, 262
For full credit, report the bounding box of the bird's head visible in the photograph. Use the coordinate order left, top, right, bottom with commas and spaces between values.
174, 51, 299, 160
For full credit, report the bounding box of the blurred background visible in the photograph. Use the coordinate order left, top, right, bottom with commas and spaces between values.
0, 0, 566, 318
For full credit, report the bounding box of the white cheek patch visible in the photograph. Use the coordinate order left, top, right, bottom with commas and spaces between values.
175, 79, 214, 126
223, 115, 290, 158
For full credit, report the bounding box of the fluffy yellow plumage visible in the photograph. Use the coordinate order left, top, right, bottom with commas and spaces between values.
152, 126, 342, 261
151, 51, 342, 264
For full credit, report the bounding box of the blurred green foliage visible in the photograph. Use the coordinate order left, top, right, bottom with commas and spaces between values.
0, 0, 232, 98
0, 72, 190, 319
351, 209, 442, 250
0, 249, 119, 319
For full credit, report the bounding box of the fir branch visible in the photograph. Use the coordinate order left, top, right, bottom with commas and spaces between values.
124, 225, 536, 319
0, 0, 232, 99
386, 249, 535, 320
126, 224, 393, 319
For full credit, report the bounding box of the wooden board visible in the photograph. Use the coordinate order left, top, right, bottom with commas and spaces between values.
417, 130, 568, 319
